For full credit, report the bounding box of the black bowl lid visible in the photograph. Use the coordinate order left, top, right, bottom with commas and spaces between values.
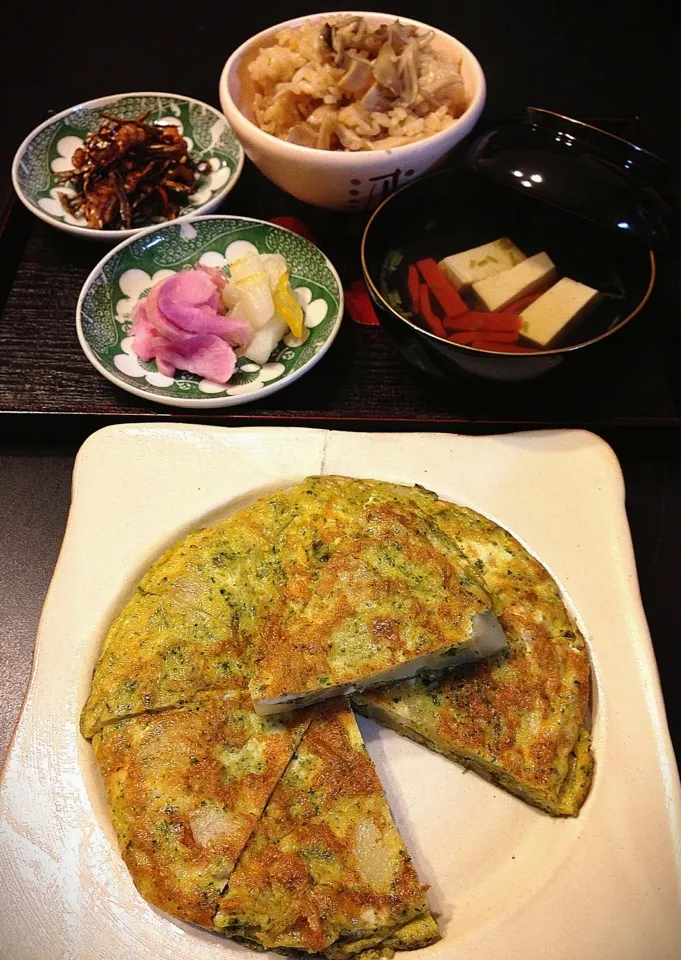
466, 107, 674, 248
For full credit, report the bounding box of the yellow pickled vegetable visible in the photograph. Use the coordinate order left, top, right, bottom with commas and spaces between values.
236, 271, 270, 288
273, 273, 304, 338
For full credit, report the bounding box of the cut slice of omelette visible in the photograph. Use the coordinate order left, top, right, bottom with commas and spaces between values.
354, 487, 593, 816
92, 688, 311, 929
250, 476, 506, 715
81, 488, 298, 738
214, 698, 438, 956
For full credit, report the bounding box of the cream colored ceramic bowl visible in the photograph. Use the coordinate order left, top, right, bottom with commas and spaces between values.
218, 11, 486, 210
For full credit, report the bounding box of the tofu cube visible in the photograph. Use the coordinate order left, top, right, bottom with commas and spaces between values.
521, 277, 601, 347
472, 252, 556, 312
438, 238, 526, 292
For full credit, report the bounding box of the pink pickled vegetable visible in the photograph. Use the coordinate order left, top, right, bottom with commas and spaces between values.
156, 335, 237, 382
159, 268, 220, 310
197, 262, 229, 295
130, 266, 252, 382
142, 282, 183, 340
156, 273, 230, 337
130, 300, 165, 360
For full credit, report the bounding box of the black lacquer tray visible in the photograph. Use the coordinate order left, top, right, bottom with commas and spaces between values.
1, 117, 679, 449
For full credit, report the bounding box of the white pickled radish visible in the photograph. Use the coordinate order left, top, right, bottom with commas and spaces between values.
230, 254, 287, 293
228, 255, 266, 282
240, 278, 275, 328
258, 253, 288, 289
226, 258, 274, 329
221, 279, 242, 312
222, 277, 271, 330
243, 315, 287, 365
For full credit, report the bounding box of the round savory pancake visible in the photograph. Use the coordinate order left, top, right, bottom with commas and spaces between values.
81, 473, 593, 960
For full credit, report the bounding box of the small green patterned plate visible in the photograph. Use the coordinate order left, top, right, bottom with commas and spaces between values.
76, 215, 344, 408
12, 91, 244, 241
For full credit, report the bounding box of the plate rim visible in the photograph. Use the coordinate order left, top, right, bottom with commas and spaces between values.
1, 425, 679, 960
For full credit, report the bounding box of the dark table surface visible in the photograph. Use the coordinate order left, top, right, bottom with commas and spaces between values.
1, 0, 680, 767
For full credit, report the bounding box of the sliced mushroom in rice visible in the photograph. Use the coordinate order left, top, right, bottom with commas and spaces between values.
317, 112, 338, 150
387, 20, 412, 55
371, 33, 420, 105
334, 15, 366, 49
336, 123, 368, 151
357, 23, 389, 57
417, 29, 436, 51
419, 56, 465, 107
250, 16, 467, 150
321, 22, 333, 56
305, 104, 339, 149
397, 38, 420, 106
360, 83, 395, 113
286, 122, 320, 147
322, 16, 367, 67
332, 30, 346, 67
338, 54, 374, 97
372, 42, 400, 94
306, 103, 336, 127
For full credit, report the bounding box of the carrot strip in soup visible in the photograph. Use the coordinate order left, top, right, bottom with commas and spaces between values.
449, 330, 484, 345
419, 284, 447, 338
463, 311, 523, 332
416, 259, 468, 317
443, 313, 482, 332
473, 329, 520, 343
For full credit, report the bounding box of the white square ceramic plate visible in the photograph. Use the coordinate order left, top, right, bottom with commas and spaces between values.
1, 425, 679, 960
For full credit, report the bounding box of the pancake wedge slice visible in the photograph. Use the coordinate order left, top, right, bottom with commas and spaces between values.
250, 476, 505, 715
81, 488, 298, 738
92, 689, 311, 929
215, 698, 438, 956
353, 671, 591, 818
354, 493, 593, 817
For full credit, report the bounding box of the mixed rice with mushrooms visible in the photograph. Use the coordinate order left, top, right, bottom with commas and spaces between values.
247, 16, 467, 151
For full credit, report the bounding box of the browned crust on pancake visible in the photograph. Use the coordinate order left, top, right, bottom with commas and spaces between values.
93, 689, 310, 927
215, 699, 433, 955
249, 476, 492, 707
